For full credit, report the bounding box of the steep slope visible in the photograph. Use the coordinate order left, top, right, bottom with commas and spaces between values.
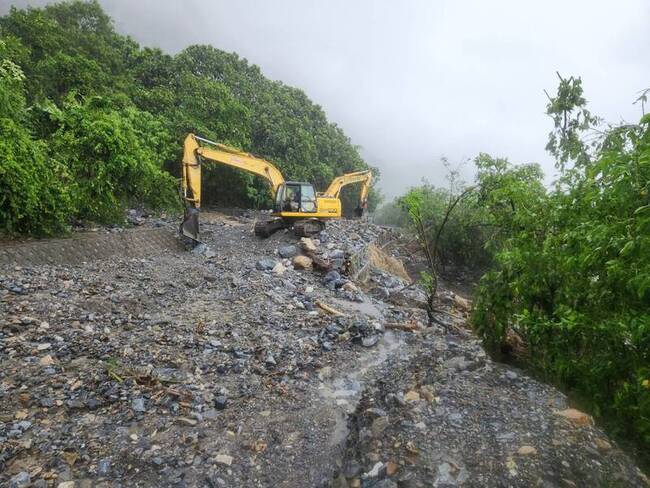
0, 0, 377, 236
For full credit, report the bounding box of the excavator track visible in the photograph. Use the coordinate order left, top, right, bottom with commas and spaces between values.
293, 219, 325, 237
254, 217, 286, 238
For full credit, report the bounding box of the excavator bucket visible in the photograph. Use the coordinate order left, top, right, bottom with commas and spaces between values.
180, 207, 200, 243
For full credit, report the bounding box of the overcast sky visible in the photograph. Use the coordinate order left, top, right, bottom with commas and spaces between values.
4, 0, 649, 198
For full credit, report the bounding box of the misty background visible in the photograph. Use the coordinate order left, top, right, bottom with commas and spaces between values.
3, 0, 649, 199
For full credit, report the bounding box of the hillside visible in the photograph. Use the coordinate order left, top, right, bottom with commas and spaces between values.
0, 0, 378, 236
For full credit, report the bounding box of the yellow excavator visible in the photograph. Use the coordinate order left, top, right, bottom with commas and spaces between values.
180, 134, 372, 242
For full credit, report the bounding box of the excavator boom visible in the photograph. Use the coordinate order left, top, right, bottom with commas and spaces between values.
180, 134, 285, 241
182, 134, 285, 210
321, 169, 373, 215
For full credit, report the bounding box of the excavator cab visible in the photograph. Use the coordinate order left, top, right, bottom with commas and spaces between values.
274, 182, 318, 214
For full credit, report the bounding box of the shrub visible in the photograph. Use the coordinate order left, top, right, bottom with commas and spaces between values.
0, 118, 72, 235
47, 96, 179, 223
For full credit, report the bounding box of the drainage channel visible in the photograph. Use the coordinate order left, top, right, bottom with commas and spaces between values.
316, 330, 411, 483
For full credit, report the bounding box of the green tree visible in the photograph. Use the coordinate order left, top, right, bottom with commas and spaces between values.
472, 76, 650, 458
399, 162, 476, 327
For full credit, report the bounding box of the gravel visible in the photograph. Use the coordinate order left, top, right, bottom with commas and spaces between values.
0, 211, 646, 487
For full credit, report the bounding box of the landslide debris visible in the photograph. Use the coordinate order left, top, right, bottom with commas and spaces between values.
0, 212, 646, 487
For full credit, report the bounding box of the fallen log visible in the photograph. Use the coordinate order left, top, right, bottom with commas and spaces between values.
315, 300, 345, 316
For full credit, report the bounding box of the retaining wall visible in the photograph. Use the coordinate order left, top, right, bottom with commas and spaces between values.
0, 228, 181, 268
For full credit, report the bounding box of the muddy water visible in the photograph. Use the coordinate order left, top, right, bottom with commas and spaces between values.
319, 330, 409, 447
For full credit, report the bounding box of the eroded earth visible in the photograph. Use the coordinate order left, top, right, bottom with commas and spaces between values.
1, 213, 647, 487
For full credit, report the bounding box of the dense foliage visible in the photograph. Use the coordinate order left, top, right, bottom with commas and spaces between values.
392, 77, 649, 460
378, 166, 494, 272
473, 106, 650, 456
0, 1, 377, 235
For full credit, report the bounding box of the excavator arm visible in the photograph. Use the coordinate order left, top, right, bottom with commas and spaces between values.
180, 134, 286, 241
321, 169, 373, 215
182, 134, 285, 209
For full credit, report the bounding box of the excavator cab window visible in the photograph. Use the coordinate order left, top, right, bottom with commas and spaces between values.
275, 183, 317, 213
282, 185, 300, 212
300, 184, 317, 213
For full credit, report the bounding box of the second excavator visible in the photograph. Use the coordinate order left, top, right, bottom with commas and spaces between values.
180, 134, 372, 242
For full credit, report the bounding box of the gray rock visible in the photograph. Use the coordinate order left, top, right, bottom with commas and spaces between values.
256, 258, 278, 271
371, 416, 389, 436
214, 395, 228, 410
445, 356, 469, 372
191, 243, 208, 255
14, 421, 32, 431
449, 412, 463, 426
333, 278, 348, 289
57, 466, 72, 482
323, 270, 341, 284
362, 461, 385, 479
376, 287, 391, 299
132, 397, 146, 412
362, 335, 379, 348
278, 245, 298, 258
325, 323, 341, 336
505, 370, 518, 380
382, 275, 402, 288
9, 472, 30, 488
388, 287, 428, 309
203, 408, 219, 420
97, 458, 111, 475
435, 462, 456, 486
497, 432, 516, 442
330, 249, 345, 259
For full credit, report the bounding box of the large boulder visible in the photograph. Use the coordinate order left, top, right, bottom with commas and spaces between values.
256, 258, 278, 271
299, 237, 317, 253
387, 287, 428, 309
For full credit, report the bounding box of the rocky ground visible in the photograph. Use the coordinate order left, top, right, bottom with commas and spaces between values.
1, 211, 647, 487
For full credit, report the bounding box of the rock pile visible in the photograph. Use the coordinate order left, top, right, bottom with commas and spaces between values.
0, 211, 645, 487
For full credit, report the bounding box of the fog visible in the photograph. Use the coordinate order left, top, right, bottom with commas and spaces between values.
3, 0, 649, 199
